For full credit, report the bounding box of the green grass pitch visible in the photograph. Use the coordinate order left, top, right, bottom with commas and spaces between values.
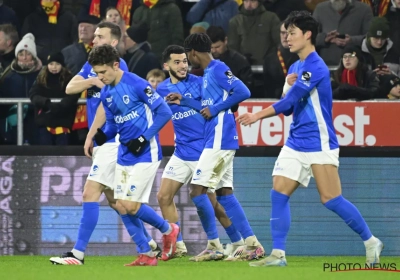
2, 256, 400, 280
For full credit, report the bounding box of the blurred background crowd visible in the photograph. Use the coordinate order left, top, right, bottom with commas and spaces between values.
0, 0, 399, 145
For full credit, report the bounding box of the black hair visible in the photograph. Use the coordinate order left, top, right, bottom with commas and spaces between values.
88, 45, 120, 67
206, 26, 226, 43
183, 33, 212, 53
162, 45, 186, 63
97, 21, 122, 41
284, 11, 318, 45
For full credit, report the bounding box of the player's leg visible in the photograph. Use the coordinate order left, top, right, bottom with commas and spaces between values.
115, 162, 179, 265
312, 161, 383, 265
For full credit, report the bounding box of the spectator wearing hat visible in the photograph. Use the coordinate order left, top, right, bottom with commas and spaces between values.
123, 21, 161, 79
186, 0, 238, 34
30, 52, 79, 145
0, 1, 19, 28
0, 33, 42, 144
21, 0, 78, 63
62, 15, 101, 75
360, 16, 400, 77
377, 74, 400, 99
331, 45, 379, 100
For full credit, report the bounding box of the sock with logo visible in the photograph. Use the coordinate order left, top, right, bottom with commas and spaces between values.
73, 202, 100, 254
192, 194, 218, 239
270, 189, 291, 250
324, 195, 372, 241
134, 204, 170, 234
217, 194, 254, 239
121, 214, 151, 253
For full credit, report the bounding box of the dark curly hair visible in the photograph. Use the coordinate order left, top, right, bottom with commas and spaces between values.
183, 33, 212, 53
88, 45, 120, 67
162, 45, 186, 63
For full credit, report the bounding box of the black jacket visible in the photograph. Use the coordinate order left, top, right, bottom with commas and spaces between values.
29, 71, 79, 128
124, 42, 161, 79
332, 70, 380, 100
22, 3, 78, 63
62, 42, 89, 75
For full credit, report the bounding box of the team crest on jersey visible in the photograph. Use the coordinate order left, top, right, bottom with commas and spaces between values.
203, 79, 207, 88
123, 95, 130, 104
301, 71, 311, 81
184, 93, 192, 98
144, 86, 153, 97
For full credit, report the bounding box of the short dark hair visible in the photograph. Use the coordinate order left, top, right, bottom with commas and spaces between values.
88, 45, 120, 67
206, 26, 226, 43
97, 21, 122, 41
284, 11, 318, 45
184, 33, 212, 53
162, 45, 185, 63
0, 24, 19, 46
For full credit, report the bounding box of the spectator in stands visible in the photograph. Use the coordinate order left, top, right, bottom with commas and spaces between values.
104, 7, 126, 55
305, 0, 327, 12
186, 0, 238, 34
263, 22, 298, 99
313, 0, 373, 66
0, 24, 19, 75
124, 21, 161, 79
385, 1, 400, 70
0, 1, 19, 28
147, 69, 166, 89
360, 17, 399, 77
207, 25, 253, 91
331, 45, 379, 100
62, 15, 100, 75
62, 0, 86, 16
228, 0, 280, 66
190, 22, 209, 34
0, 33, 42, 144
30, 52, 78, 145
131, 0, 184, 63
4, 0, 37, 28
263, 0, 308, 21
377, 74, 400, 99
22, 0, 78, 63
79, 0, 139, 26
360, 0, 392, 16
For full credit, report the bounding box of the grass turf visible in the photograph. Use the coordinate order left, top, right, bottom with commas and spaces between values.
1, 256, 400, 280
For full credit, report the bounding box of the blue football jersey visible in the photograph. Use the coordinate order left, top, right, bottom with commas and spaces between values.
101, 72, 166, 165
157, 74, 205, 161
202, 60, 250, 150
78, 58, 128, 144
273, 52, 339, 152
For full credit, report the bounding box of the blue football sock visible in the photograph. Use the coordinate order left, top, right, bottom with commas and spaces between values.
324, 195, 372, 241
121, 214, 151, 253
140, 220, 152, 242
73, 202, 100, 252
192, 194, 218, 240
176, 222, 183, 242
270, 190, 291, 251
135, 204, 170, 234
217, 194, 254, 239
224, 224, 242, 243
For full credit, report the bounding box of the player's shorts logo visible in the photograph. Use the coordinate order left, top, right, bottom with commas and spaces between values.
93, 165, 99, 172
123, 95, 130, 104
130, 185, 136, 192
196, 169, 202, 176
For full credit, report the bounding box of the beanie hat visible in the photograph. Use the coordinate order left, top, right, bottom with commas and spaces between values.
368, 17, 390, 39
381, 74, 400, 95
126, 22, 148, 44
47, 52, 65, 66
15, 33, 37, 59
192, 22, 210, 30
78, 14, 102, 25
342, 44, 363, 60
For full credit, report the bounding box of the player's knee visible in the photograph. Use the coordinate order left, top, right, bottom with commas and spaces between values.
157, 191, 173, 206
320, 194, 338, 204
82, 181, 103, 202
124, 202, 142, 215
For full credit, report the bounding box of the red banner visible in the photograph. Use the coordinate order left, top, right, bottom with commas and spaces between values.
159, 101, 400, 147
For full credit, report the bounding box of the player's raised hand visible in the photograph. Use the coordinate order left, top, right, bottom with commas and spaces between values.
236, 112, 258, 126
166, 93, 182, 105
90, 77, 105, 89
83, 135, 94, 159
286, 73, 298, 86
200, 107, 212, 119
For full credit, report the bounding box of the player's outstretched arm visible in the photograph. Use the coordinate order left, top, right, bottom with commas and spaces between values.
66, 75, 104, 94
143, 101, 172, 141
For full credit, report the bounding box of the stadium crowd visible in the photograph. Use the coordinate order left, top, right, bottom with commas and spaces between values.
0, 0, 399, 145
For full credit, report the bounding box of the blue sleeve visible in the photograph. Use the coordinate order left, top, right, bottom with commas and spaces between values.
186, 0, 211, 25
180, 96, 202, 112
77, 61, 90, 78
143, 101, 172, 140
208, 64, 251, 117
155, 82, 168, 98
101, 90, 118, 139
119, 58, 128, 72
273, 66, 323, 115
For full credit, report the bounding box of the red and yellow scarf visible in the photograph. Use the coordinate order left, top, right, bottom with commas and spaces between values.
361, 0, 391, 16
89, 0, 132, 25
341, 69, 358, 86
143, 0, 158, 9
41, 0, 60, 24
277, 49, 288, 77
72, 90, 88, 131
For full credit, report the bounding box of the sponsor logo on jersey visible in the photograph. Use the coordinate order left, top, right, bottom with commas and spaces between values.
148, 93, 160, 105
203, 79, 207, 88
171, 109, 197, 120
114, 110, 139, 123
225, 70, 238, 84
201, 98, 214, 106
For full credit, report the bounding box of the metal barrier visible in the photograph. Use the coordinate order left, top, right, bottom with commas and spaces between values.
0, 98, 87, 146
188, 65, 339, 73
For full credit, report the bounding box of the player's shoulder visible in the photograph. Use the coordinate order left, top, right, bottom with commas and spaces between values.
156, 78, 170, 97
304, 52, 329, 76
187, 74, 203, 84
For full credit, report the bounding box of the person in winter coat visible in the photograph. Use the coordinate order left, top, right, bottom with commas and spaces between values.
30, 52, 79, 145
332, 45, 379, 100
376, 73, 400, 99
131, 0, 184, 62
21, 0, 78, 63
